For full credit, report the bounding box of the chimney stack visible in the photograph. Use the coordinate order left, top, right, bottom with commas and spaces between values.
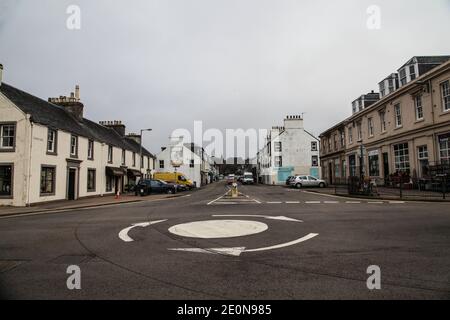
126, 133, 141, 145
48, 85, 84, 121
99, 120, 126, 136
0, 64, 3, 87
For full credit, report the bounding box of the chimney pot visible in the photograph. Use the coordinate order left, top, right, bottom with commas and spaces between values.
75, 85, 80, 100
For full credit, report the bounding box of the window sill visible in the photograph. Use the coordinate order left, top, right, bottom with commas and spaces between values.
0, 148, 15, 153
394, 125, 403, 130
380, 131, 387, 135
70, 155, 79, 159
0, 195, 13, 199
414, 118, 424, 124
40, 193, 56, 197
87, 190, 96, 193
46, 152, 58, 156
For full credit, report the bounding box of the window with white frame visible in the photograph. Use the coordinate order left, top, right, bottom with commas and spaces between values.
132, 153, 136, 167
159, 160, 164, 169
70, 135, 78, 157
47, 129, 57, 154
409, 65, 416, 81
393, 143, 410, 172
415, 95, 423, 120
121, 149, 126, 165
380, 111, 386, 132
274, 141, 282, 152
340, 130, 345, 148
388, 78, 395, 93
107, 145, 113, 163
399, 68, 407, 86
275, 156, 282, 167
438, 135, 449, 163
0, 123, 15, 150
311, 141, 318, 151
87, 140, 94, 160
348, 127, 353, 144
334, 134, 338, 150
379, 81, 385, 97
312, 155, 318, 167
357, 122, 362, 141
441, 80, 450, 112
394, 104, 402, 127
368, 118, 374, 137
418, 145, 428, 160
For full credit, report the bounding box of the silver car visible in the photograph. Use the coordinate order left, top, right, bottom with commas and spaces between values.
289, 175, 327, 188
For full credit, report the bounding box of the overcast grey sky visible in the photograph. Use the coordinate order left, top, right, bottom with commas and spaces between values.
1, 0, 449, 156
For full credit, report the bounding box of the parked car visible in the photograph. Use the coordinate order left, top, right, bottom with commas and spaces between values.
289, 175, 327, 189
242, 172, 254, 185
226, 174, 235, 185
153, 172, 194, 190
137, 179, 177, 196
218, 174, 224, 180
285, 176, 295, 186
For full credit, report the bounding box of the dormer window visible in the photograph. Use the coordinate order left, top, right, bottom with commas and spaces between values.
388, 78, 395, 93
399, 68, 407, 86
379, 82, 385, 97
409, 65, 416, 81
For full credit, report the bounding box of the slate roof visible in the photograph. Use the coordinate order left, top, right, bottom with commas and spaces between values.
0, 82, 154, 158
398, 55, 450, 70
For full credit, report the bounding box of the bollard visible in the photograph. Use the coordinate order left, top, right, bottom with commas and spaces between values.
231, 182, 238, 198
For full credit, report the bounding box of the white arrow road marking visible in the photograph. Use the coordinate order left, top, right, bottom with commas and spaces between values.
118, 219, 167, 242
168, 233, 319, 256
212, 214, 303, 223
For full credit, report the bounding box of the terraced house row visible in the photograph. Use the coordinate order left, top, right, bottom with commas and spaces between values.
319, 56, 450, 186
0, 65, 155, 207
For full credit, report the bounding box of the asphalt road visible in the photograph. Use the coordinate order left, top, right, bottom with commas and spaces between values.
1, 181, 450, 299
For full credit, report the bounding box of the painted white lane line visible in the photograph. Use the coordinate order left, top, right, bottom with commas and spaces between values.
168, 220, 268, 239
118, 220, 167, 242
285, 201, 300, 204
169, 233, 319, 256
368, 201, 384, 204
345, 201, 361, 204
266, 201, 282, 204
305, 201, 321, 204
389, 201, 405, 204
207, 189, 231, 205
245, 233, 319, 253
324, 201, 339, 204
212, 215, 303, 223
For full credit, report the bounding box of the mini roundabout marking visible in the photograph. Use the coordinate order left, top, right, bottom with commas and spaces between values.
118, 215, 318, 256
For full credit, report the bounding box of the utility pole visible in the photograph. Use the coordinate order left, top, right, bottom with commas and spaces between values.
140, 128, 152, 178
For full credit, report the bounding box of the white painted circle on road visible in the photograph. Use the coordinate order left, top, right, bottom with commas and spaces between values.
168, 220, 268, 239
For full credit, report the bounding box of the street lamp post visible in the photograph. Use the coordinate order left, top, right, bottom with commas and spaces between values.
140, 128, 152, 178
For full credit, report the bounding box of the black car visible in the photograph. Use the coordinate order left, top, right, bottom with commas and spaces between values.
136, 179, 177, 196
286, 176, 295, 186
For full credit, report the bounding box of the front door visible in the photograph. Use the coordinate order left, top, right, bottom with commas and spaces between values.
68, 169, 76, 200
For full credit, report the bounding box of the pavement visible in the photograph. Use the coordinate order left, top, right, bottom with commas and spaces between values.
0, 181, 450, 299
0, 193, 185, 217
